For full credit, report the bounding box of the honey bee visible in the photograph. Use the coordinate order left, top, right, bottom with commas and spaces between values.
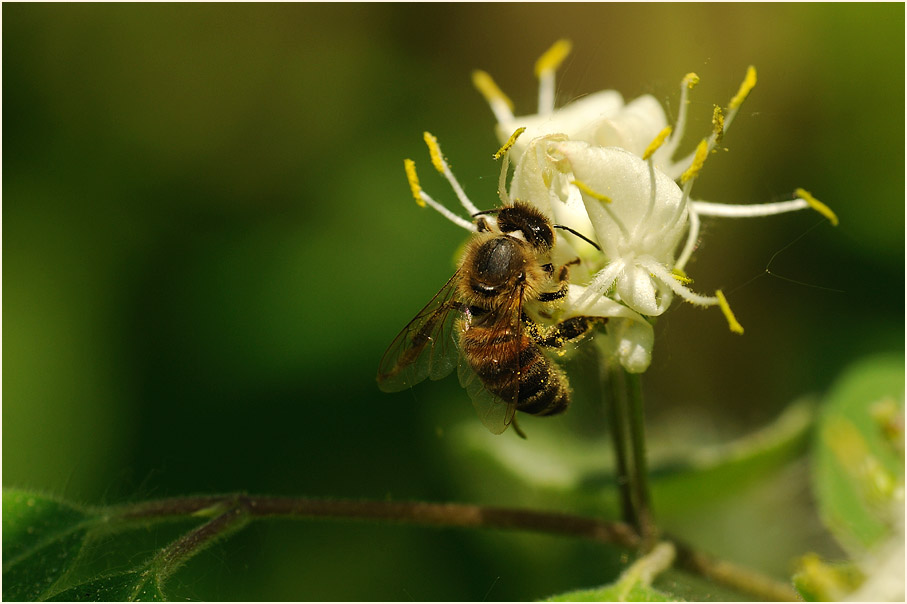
377, 201, 607, 436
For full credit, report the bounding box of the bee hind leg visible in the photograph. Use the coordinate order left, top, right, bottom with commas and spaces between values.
535, 315, 609, 349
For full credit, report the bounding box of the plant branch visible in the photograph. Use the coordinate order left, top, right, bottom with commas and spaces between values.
671, 537, 800, 602
108, 494, 798, 601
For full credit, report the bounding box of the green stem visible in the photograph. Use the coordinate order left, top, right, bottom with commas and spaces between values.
603, 358, 637, 529
625, 370, 656, 546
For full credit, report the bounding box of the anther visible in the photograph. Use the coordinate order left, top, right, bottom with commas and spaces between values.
715, 289, 745, 334
683, 72, 700, 89
404, 159, 425, 207
572, 179, 612, 204
494, 127, 526, 160
534, 39, 573, 78
472, 70, 515, 124
795, 188, 839, 226
643, 126, 673, 161
680, 139, 710, 184
711, 106, 725, 144
729, 66, 757, 110
423, 131, 446, 174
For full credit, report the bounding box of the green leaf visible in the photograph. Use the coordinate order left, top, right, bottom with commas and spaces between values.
545, 542, 678, 602
451, 397, 815, 513
2, 490, 101, 601
46, 570, 165, 602
812, 354, 904, 553
791, 553, 863, 602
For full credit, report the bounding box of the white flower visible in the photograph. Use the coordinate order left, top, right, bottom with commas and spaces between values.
478, 41, 839, 344
402, 132, 656, 373
473, 39, 673, 170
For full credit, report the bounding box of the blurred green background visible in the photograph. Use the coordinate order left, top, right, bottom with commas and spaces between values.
4, 3, 904, 600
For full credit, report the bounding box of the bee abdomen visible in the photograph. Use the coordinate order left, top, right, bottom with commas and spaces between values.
462, 329, 569, 417
515, 349, 569, 416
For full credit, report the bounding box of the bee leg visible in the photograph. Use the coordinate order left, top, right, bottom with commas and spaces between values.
535, 315, 609, 349
537, 258, 582, 303
510, 414, 528, 439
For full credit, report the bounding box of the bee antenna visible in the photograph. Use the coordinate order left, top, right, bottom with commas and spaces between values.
553, 224, 601, 251
472, 208, 501, 218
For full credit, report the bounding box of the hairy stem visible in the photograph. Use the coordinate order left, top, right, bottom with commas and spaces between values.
107, 494, 797, 601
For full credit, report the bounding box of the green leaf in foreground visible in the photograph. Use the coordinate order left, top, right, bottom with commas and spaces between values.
805, 354, 905, 601
2, 490, 100, 601
812, 354, 904, 552
546, 542, 677, 602
46, 571, 166, 602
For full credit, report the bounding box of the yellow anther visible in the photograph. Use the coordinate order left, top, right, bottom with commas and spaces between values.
494, 127, 526, 160
680, 139, 710, 184
534, 39, 572, 77
683, 72, 700, 89
795, 188, 838, 226
403, 159, 425, 207
471, 70, 514, 111
715, 289, 744, 334
671, 268, 692, 285
423, 131, 446, 174
572, 179, 612, 204
711, 105, 725, 142
729, 66, 757, 110
642, 126, 673, 160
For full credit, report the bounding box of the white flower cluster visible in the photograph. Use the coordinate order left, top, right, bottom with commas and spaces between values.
405, 40, 837, 373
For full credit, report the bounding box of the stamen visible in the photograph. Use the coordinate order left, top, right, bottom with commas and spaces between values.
795, 188, 839, 226
715, 289, 745, 334
680, 139, 710, 184
643, 126, 673, 161
674, 207, 700, 270
671, 268, 693, 285
472, 70, 515, 124
404, 159, 425, 207
690, 192, 836, 224
722, 66, 757, 135
422, 131, 481, 216
402, 161, 475, 232
534, 39, 573, 78
494, 128, 524, 207
534, 39, 572, 115
661, 74, 699, 164
729, 66, 757, 110
423, 131, 446, 174
572, 178, 612, 204
640, 129, 672, 236
640, 258, 717, 307
711, 105, 725, 146
493, 127, 526, 160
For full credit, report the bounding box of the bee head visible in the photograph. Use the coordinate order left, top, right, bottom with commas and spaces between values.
494, 202, 554, 250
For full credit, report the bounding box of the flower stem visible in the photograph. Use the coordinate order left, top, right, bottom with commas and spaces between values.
599, 343, 657, 549
603, 357, 637, 530
625, 370, 657, 547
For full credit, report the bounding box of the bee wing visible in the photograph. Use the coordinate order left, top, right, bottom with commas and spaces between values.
377, 272, 463, 392
455, 296, 522, 435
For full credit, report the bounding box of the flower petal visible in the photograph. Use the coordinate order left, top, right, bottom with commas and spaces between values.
563, 285, 655, 373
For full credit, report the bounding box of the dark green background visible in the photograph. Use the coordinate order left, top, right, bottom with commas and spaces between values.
4, 4, 904, 600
